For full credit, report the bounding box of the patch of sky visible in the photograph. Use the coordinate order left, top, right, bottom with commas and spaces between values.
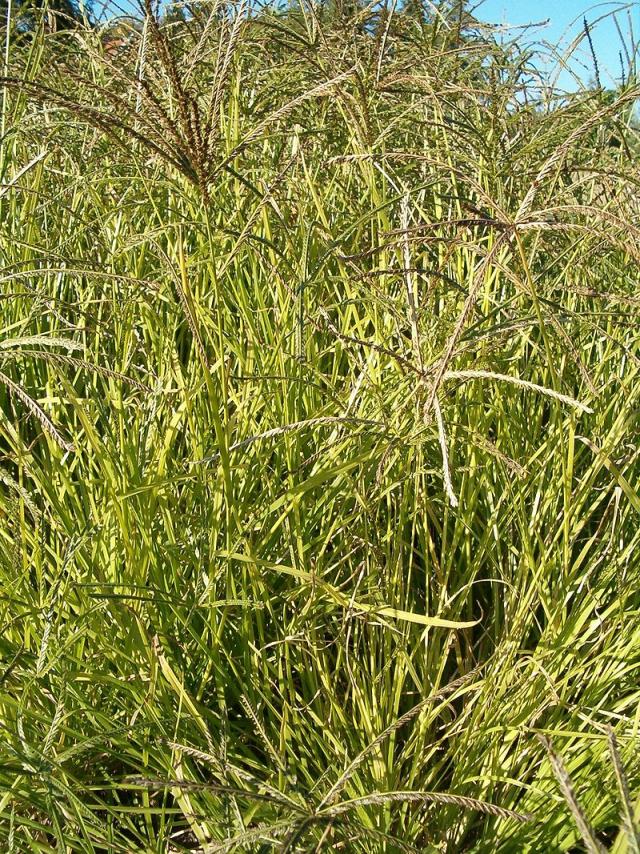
473, 0, 638, 91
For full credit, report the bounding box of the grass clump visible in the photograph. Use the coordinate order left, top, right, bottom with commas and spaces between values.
0, 0, 639, 850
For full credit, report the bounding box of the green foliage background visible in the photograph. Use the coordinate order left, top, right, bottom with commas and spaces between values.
0, 1, 639, 850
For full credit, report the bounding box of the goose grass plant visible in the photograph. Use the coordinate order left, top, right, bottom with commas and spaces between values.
0, 0, 639, 850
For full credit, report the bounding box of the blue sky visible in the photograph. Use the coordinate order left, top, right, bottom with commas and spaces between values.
473, 1, 639, 89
